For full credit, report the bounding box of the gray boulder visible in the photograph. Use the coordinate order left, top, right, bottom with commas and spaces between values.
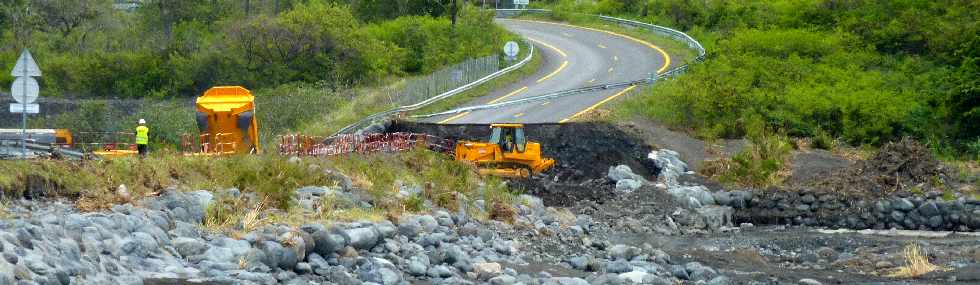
798, 278, 823, 285
489, 275, 517, 285
917, 202, 940, 217
695, 206, 734, 230
668, 186, 716, 208
295, 262, 313, 275
358, 258, 402, 285
344, 227, 379, 250
648, 149, 687, 187
707, 276, 732, 285
605, 259, 631, 273
407, 260, 428, 276
615, 179, 642, 193
173, 237, 207, 258
685, 262, 717, 281
608, 165, 644, 183
428, 265, 454, 278
618, 271, 649, 284
894, 198, 915, 211
544, 277, 589, 285
608, 245, 641, 260
312, 230, 346, 255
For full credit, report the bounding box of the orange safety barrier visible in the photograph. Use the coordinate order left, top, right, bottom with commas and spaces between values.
277, 133, 453, 157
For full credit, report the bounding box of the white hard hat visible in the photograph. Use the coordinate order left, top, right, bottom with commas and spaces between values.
139, 119, 146, 124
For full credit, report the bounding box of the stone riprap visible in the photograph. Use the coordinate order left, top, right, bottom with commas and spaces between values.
726, 189, 980, 231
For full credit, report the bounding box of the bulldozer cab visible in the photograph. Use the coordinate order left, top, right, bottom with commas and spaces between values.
488, 124, 526, 153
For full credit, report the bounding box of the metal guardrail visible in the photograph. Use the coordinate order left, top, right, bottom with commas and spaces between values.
330, 40, 535, 136
412, 9, 706, 118
412, 80, 645, 118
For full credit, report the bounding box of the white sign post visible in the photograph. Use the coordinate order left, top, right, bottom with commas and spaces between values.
10, 49, 42, 157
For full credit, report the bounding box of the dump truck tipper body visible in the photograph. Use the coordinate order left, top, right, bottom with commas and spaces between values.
195, 86, 260, 154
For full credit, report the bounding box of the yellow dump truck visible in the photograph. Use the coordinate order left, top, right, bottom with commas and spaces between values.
193, 86, 261, 155
454, 123, 555, 178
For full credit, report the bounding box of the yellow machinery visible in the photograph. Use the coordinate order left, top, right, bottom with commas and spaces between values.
454, 124, 555, 178
194, 86, 261, 155
89, 131, 138, 158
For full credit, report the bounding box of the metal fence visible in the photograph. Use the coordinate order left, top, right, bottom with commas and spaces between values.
380, 55, 500, 107
330, 40, 534, 136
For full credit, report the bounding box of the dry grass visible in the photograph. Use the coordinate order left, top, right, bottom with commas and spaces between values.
489, 201, 516, 223
834, 145, 874, 161
203, 196, 271, 236
238, 257, 248, 270
0, 200, 9, 219
887, 243, 945, 278
240, 201, 267, 232
280, 230, 301, 248
1, 154, 336, 212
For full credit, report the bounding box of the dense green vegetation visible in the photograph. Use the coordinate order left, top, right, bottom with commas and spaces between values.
0, 0, 509, 98
2, 0, 522, 148
538, 0, 979, 157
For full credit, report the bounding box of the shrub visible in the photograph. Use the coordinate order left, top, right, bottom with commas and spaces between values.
715, 118, 794, 187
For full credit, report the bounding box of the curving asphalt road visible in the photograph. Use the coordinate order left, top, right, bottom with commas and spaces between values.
425, 19, 672, 124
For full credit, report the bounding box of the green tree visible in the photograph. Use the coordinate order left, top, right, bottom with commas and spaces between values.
30, 0, 109, 37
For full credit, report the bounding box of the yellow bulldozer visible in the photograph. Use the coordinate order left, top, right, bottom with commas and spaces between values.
454, 123, 555, 178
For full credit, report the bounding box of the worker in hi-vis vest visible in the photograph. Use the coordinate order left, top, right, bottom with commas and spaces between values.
136, 119, 149, 157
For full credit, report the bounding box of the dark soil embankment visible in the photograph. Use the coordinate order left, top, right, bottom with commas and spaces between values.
805, 138, 947, 197
389, 121, 659, 206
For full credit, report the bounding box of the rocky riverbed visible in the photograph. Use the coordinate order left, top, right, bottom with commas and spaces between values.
0, 148, 977, 285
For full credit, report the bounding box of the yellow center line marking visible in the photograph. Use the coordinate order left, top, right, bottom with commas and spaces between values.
559, 85, 638, 123
527, 37, 567, 58
614, 55, 619, 61
513, 113, 524, 118
598, 44, 607, 49
608, 67, 614, 73
438, 111, 471, 124
536, 60, 568, 83
487, 86, 528, 104
515, 19, 671, 74
588, 78, 596, 83
541, 101, 550, 106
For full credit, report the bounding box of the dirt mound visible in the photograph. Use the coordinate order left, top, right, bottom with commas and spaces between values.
390, 121, 659, 183
807, 138, 945, 197
390, 121, 659, 207
516, 178, 616, 207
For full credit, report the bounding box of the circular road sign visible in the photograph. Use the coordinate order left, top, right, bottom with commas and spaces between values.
503, 41, 520, 58
11, 77, 39, 104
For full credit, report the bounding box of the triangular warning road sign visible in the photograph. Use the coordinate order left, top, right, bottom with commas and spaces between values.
11, 49, 41, 77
